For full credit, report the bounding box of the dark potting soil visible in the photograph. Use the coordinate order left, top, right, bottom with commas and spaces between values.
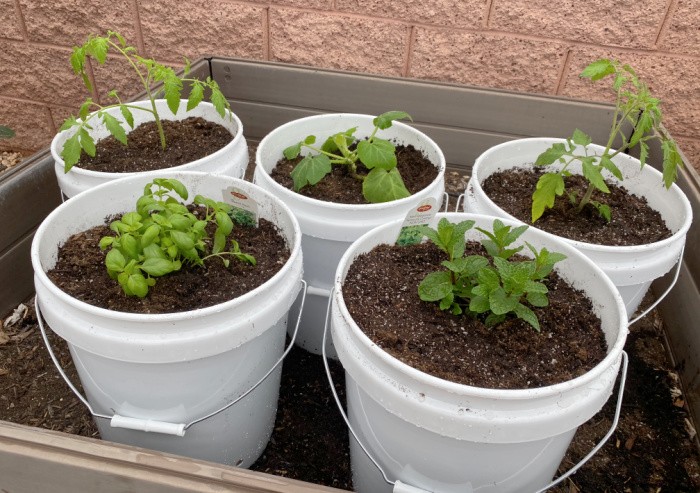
75, 117, 233, 173
270, 144, 439, 204
46, 213, 289, 314
481, 168, 672, 246
342, 241, 607, 389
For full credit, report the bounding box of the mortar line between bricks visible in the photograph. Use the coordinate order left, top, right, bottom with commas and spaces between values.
263, 7, 270, 60
484, 0, 496, 28
402, 26, 417, 78
13, 0, 29, 42
654, 0, 679, 48
555, 48, 573, 95
131, 0, 146, 55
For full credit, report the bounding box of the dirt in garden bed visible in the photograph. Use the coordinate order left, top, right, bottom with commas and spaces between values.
270, 144, 439, 204
46, 212, 289, 314
75, 117, 233, 173
482, 168, 672, 246
342, 241, 607, 389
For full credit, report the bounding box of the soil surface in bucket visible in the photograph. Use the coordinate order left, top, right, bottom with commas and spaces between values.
46, 211, 289, 314
270, 144, 439, 204
75, 117, 233, 173
342, 241, 608, 389
482, 168, 672, 246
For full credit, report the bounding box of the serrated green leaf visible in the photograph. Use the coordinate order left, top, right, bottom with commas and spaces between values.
476, 267, 500, 291
590, 200, 611, 222
514, 304, 540, 331
469, 296, 490, 314
418, 271, 453, 302
186, 83, 204, 112
571, 129, 592, 147
580, 59, 615, 81
439, 292, 455, 311
69, 47, 85, 76
639, 140, 649, 168
102, 113, 127, 145
489, 287, 520, 315
290, 154, 332, 191
78, 128, 96, 157
582, 161, 610, 193
531, 172, 565, 222
535, 143, 567, 166
373, 111, 412, 130
526, 292, 549, 308
60, 116, 78, 132
599, 155, 623, 180
78, 100, 93, 120
357, 138, 396, 170
86, 36, 109, 64
662, 139, 682, 189
119, 105, 134, 128
163, 74, 183, 115
362, 167, 410, 203
210, 83, 228, 118
61, 133, 83, 171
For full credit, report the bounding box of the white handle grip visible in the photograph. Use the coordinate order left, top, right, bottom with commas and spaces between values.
110, 414, 186, 436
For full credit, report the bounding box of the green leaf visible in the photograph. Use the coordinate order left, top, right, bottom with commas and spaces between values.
362, 168, 411, 203
534, 143, 566, 166
99, 236, 114, 250
489, 287, 520, 315
580, 59, 615, 81
532, 172, 565, 222
418, 271, 453, 302
126, 273, 149, 298
167, 179, 189, 200
78, 128, 96, 157
373, 111, 412, 130
170, 230, 195, 251
169, 213, 192, 231
582, 161, 610, 193
119, 105, 135, 129
163, 72, 183, 115
186, 83, 204, 112
476, 267, 500, 291
526, 291, 549, 308
469, 296, 490, 314
290, 154, 332, 191
639, 140, 649, 168
598, 155, 623, 180
514, 304, 540, 331
209, 83, 228, 118
215, 211, 234, 237
661, 139, 682, 189
140, 258, 178, 277
61, 133, 82, 171
105, 249, 126, 274
120, 233, 139, 260
590, 200, 612, 222
283, 141, 303, 160
213, 231, 227, 255
357, 138, 396, 170
0, 125, 14, 139
102, 113, 127, 145
86, 36, 109, 65
570, 129, 592, 147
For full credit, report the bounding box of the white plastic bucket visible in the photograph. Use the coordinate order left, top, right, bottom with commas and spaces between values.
31, 171, 303, 466
464, 138, 692, 317
254, 113, 446, 354
51, 100, 248, 198
331, 212, 628, 493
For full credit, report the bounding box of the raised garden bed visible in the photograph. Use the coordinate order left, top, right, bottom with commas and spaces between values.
1, 58, 700, 492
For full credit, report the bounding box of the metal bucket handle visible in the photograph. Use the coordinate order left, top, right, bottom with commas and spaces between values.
36, 279, 307, 437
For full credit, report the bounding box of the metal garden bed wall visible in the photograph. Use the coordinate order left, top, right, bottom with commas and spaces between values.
1, 57, 698, 491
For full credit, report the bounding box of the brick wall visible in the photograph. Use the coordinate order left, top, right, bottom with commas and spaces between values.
1, 0, 698, 171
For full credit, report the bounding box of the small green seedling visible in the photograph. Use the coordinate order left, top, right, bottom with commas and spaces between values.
418, 218, 566, 331
60, 30, 231, 172
532, 59, 682, 223
282, 111, 413, 203
99, 178, 255, 298
0, 125, 14, 139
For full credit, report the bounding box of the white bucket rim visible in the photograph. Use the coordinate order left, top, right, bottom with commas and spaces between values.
333, 212, 628, 400
31, 171, 302, 324
50, 100, 244, 179
255, 113, 446, 211
469, 137, 693, 253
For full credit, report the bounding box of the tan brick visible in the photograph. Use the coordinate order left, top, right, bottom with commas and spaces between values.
0, 98, 54, 152
410, 29, 567, 94
0, 41, 87, 108
50, 105, 75, 133
140, 1, 264, 62
659, 0, 700, 56
336, 0, 487, 28
677, 136, 700, 174
19, 0, 136, 46
0, 0, 24, 41
269, 9, 407, 76
490, 0, 667, 49
271, 0, 332, 7
561, 49, 700, 138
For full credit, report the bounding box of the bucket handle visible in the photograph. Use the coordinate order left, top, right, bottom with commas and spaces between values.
628, 244, 684, 326
322, 288, 629, 493
454, 193, 465, 212
36, 279, 308, 437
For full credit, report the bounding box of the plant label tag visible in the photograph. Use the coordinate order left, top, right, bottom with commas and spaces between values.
223, 187, 259, 227
396, 197, 438, 246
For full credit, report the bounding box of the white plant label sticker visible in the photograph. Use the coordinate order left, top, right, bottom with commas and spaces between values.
395, 197, 438, 246
222, 187, 259, 227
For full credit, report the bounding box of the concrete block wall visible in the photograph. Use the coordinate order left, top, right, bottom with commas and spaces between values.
1, 0, 698, 172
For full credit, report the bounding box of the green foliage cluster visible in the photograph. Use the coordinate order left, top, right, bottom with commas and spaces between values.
282, 111, 413, 203
60, 31, 231, 172
417, 218, 566, 331
0, 125, 14, 139
532, 59, 682, 223
99, 178, 255, 298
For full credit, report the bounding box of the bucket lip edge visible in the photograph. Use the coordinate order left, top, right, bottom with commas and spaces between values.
31, 171, 303, 323
468, 137, 694, 253
254, 113, 447, 212
332, 212, 629, 400
50, 100, 245, 179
